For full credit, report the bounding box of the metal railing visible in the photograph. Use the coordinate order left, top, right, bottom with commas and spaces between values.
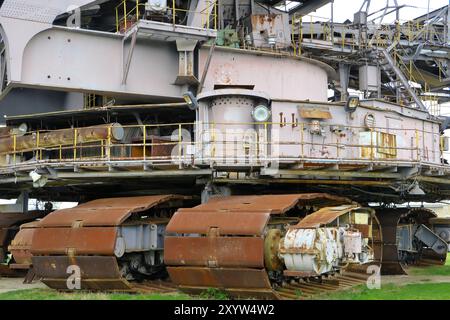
115, 0, 218, 33
0, 122, 446, 171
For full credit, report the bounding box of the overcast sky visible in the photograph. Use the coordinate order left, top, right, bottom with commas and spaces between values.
305, 0, 449, 23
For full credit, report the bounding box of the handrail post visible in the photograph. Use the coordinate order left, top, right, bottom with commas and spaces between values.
300, 122, 304, 158
123, 1, 127, 31
116, 6, 119, 33
370, 128, 374, 160
13, 134, 16, 165
264, 122, 268, 161
107, 127, 112, 161
73, 129, 78, 161
214, 0, 217, 30
172, 0, 176, 25
136, 0, 140, 21
178, 124, 182, 168
211, 123, 215, 161
415, 129, 420, 161
36, 131, 40, 161
143, 125, 146, 161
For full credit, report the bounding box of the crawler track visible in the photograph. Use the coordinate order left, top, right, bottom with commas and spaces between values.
31, 195, 194, 291
165, 193, 362, 299
274, 271, 371, 299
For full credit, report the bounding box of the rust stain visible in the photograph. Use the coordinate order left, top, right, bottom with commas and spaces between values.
40, 195, 186, 227
293, 205, 360, 229
166, 211, 270, 235
164, 237, 264, 268
31, 227, 117, 255
299, 107, 333, 119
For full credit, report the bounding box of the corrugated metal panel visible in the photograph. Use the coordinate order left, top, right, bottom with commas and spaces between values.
164, 237, 264, 268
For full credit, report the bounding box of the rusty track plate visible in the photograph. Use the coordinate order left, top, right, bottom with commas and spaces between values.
33, 256, 124, 279
31, 227, 117, 255
0, 212, 45, 228
40, 195, 184, 227
295, 205, 359, 228
167, 211, 270, 235
42, 279, 131, 291
33, 256, 132, 291
167, 267, 272, 290
8, 224, 37, 267
195, 194, 351, 214
164, 237, 264, 268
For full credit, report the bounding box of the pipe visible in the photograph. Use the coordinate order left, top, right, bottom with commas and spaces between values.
0, 123, 124, 154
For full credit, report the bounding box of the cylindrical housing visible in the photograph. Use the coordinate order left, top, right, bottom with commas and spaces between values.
0, 123, 124, 154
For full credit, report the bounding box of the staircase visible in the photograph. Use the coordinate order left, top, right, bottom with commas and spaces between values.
379, 48, 427, 111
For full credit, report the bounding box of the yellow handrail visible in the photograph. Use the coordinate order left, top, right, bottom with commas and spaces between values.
115, 0, 218, 33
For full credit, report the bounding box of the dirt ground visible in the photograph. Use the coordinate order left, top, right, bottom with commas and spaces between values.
0, 274, 449, 295
0, 277, 45, 293
381, 275, 450, 286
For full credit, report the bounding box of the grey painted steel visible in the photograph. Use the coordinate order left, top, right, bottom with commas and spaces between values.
415, 224, 448, 255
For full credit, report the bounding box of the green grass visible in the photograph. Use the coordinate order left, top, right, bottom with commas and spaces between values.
315, 282, 450, 300
0, 288, 192, 300
408, 253, 450, 276
199, 288, 229, 300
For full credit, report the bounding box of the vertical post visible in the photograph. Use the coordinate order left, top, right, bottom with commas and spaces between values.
415, 129, 420, 161
143, 125, 146, 161
336, 132, 340, 158
178, 124, 182, 168
136, 0, 140, 21
214, 0, 217, 30
206, 1, 210, 29
13, 134, 16, 165
292, 13, 296, 56
36, 131, 40, 161
107, 127, 112, 161
370, 128, 374, 160
299, 16, 303, 55
211, 123, 215, 160
59, 145, 62, 161
330, 0, 334, 44
123, 1, 127, 31
116, 6, 119, 33
300, 122, 304, 158
73, 129, 78, 161
172, 0, 176, 25
264, 122, 268, 160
